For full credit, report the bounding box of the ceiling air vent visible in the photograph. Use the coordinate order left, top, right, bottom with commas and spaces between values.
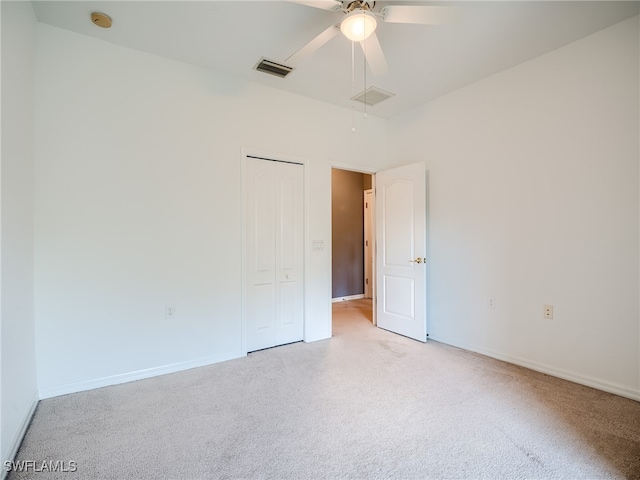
351, 86, 395, 106
255, 58, 294, 78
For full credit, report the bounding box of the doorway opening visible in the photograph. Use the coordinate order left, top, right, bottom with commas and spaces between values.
331, 168, 374, 327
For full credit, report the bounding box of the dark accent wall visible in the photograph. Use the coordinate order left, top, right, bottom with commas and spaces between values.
331, 169, 371, 298
363, 174, 372, 190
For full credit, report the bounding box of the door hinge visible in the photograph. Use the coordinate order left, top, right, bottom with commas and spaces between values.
365, 278, 369, 285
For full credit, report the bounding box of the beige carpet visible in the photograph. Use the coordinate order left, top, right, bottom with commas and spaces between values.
8, 299, 640, 479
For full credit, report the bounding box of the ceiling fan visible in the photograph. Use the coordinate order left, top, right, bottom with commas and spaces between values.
284, 0, 464, 76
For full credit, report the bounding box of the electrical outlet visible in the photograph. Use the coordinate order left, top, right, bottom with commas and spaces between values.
166, 305, 176, 319
544, 304, 553, 319
488, 297, 496, 309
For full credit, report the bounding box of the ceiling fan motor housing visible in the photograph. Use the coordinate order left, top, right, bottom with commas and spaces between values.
345, 1, 375, 13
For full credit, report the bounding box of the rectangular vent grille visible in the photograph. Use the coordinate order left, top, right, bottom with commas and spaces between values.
255, 58, 294, 78
351, 86, 395, 106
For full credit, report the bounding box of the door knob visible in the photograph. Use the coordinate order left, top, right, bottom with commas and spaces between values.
410, 258, 424, 264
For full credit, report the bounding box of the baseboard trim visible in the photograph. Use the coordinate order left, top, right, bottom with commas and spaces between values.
331, 294, 365, 303
38, 351, 242, 400
429, 334, 640, 402
304, 332, 332, 343
2, 391, 39, 480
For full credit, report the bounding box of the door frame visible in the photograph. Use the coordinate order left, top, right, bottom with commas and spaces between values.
330, 162, 377, 328
364, 189, 374, 300
241, 147, 308, 357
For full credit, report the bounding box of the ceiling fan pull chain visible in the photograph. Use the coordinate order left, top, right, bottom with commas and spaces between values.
351, 40, 356, 132
363, 20, 367, 120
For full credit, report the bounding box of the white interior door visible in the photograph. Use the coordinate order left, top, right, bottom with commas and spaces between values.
245, 157, 304, 352
375, 162, 427, 342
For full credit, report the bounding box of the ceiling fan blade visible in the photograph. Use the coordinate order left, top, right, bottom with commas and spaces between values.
359, 32, 388, 76
286, 0, 343, 11
380, 5, 464, 25
286, 25, 340, 66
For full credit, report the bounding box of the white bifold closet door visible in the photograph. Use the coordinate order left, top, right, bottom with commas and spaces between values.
245, 157, 304, 352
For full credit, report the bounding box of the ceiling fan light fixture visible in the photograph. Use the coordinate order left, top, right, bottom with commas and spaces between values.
340, 11, 377, 42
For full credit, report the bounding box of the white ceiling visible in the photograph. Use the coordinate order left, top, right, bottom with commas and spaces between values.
31, 1, 639, 119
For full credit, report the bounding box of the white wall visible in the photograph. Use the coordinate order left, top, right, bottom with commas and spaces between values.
34, 24, 387, 397
1, 0, 39, 466
387, 16, 640, 399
